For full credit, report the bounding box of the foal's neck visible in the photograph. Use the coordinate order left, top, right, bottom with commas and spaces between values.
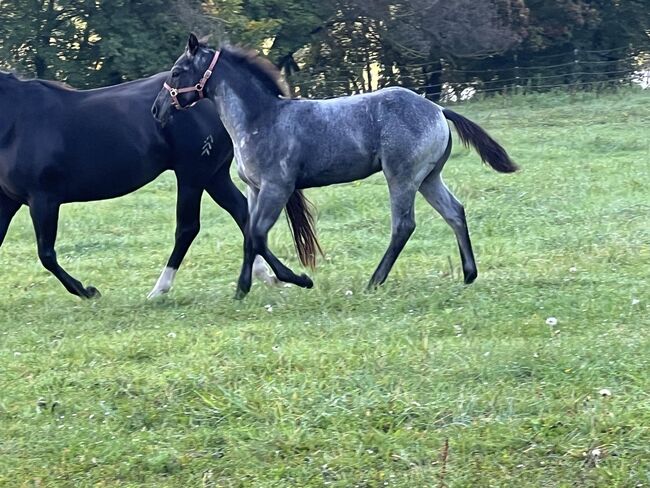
212, 63, 281, 138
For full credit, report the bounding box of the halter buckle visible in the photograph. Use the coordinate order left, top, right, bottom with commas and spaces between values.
169, 88, 178, 97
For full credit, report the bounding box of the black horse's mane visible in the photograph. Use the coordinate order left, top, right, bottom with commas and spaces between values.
218, 46, 290, 98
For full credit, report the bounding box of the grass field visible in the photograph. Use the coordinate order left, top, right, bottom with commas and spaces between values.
1, 88, 649, 487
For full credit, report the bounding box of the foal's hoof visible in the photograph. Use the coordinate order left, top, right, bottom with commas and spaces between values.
298, 273, 313, 289
85, 286, 101, 299
464, 270, 478, 285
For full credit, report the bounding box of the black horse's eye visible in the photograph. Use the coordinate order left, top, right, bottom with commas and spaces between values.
171, 69, 181, 78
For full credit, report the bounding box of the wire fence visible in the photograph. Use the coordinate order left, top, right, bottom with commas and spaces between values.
287, 46, 650, 101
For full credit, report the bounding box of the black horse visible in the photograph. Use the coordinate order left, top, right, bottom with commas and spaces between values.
0, 70, 313, 298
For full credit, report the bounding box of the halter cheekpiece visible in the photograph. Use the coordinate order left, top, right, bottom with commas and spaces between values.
164, 50, 220, 110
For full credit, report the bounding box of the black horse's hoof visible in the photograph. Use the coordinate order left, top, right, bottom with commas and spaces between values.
463, 270, 478, 285
234, 288, 249, 300
298, 273, 313, 289
84, 286, 101, 299
366, 278, 382, 291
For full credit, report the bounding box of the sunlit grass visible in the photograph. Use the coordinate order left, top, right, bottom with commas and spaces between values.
1, 88, 649, 486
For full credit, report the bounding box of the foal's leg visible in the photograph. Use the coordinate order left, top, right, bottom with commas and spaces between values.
368, 182, 418, 288
204, 171, 278, 286
148, 183, 203, 299
29, 199, 99, 298
419, 173, 477, 284
0, 193, 21, 248
236, 184, 312, 299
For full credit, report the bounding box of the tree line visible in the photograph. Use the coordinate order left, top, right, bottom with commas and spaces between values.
1, 0, 648, 99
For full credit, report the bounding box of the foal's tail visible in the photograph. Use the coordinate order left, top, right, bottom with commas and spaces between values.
442, 108, 519, 173
285, 190, 323, 269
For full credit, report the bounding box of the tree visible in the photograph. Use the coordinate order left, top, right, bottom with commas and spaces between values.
0, 0, 189, 87
262, 0, 527, 98
1, 0, 646, 93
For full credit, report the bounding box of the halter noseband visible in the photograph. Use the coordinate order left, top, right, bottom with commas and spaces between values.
163, 50, 220, 110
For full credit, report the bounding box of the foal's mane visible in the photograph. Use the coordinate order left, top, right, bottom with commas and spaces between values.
219, 46, 290, 98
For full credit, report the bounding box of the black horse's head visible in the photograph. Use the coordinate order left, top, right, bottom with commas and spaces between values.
152, 33, 218, 126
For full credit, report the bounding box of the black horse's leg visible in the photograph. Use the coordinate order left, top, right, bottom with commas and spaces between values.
419, 173, 477, 284
236, 184, 312, 299
0, 193, 21, 248
148, 183, 203, 298
368, 183, 418, 288
29, 199, 99, 298
204, 170, 248, 231
204, 171, 279, 286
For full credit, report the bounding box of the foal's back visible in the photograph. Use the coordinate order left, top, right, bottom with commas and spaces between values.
277, 87, 449, 188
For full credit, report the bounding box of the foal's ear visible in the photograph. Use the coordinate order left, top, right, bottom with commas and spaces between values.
187, 33, 199, 56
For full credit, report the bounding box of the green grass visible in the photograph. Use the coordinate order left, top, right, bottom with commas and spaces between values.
1, 88, 649, 487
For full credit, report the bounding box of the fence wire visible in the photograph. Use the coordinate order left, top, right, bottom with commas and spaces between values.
287, 47, 649, 100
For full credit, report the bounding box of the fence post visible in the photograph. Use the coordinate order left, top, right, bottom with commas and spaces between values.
572, 48, 580, 91
513, 53, 520, 95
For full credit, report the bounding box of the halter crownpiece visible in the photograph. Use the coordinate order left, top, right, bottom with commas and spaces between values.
164, 50, 220, 110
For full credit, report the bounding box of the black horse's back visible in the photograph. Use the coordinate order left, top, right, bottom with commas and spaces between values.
1, 73, 166, 203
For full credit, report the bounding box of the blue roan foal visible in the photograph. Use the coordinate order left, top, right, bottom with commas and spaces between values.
153, 34, 519, 298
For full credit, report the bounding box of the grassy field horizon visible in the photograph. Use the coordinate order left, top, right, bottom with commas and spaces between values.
1, 88, 649, 487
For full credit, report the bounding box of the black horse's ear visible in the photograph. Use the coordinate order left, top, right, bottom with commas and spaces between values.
187, 33, 199, 56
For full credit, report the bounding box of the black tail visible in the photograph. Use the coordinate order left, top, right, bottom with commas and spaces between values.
443, 108, 519, 173
285, 190, 323, 269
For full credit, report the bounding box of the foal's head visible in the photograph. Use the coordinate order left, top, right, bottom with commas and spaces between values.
152, 33, 218, 126
152, 33, 290, 126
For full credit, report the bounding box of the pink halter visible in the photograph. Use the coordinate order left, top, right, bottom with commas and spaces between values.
163, 50, 220, 110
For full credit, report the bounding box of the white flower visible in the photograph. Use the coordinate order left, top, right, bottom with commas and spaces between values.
264, 304, 273, 312
569, 266, 577, 273
345, 290, 353, 296
167, 332, 177, 339
631, 298, 640, 305
545, 317, 558, 327
598, 388, 612, 397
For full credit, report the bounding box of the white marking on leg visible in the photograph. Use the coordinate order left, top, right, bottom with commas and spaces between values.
252, 255, 281, 287
147, 266, 177, 299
